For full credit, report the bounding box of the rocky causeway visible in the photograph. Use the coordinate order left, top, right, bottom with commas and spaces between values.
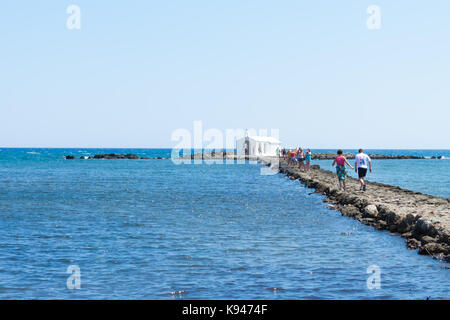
259, 157, 450, 262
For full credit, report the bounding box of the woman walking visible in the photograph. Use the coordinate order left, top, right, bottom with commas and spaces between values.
332, 150, 354, 191
287, 149, 294, 166
291, 149, 298, 167
305, 149, 312, 171
297, 148, 305, 171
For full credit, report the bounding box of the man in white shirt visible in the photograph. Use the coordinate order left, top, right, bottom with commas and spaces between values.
354, 149, 372, 191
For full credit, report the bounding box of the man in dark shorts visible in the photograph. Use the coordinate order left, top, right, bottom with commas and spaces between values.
354, 149, 372, 191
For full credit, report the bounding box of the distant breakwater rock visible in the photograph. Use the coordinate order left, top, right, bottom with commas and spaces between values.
259, 157, 450, 262
93, 154, 140, 159
64, 154, 169, 160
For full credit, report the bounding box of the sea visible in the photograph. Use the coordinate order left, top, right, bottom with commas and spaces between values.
0, 148, 448, 299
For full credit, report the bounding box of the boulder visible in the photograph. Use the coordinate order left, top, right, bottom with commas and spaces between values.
375, 220, 387, 230
406, 238, 421, 250
401, 232, 412, 238
335, 192, 354, 205
413, 219, 438, 238
397, 214, 416, 233
383, 211, 402, 226
388, 224, 398, 232
439, 232, 450, 246
421, 236, 437, 245
65, 155, 75, 159
363, 205, 378, 218
361, 217, 376, 225
340, 205, 360, 218
418, 243, 447, 256
315, 185, 327, 193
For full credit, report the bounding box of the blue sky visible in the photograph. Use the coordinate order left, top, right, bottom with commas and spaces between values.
1, 1, 449, 148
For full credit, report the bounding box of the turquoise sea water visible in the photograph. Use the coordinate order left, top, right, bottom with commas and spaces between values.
0, 149, 448, 299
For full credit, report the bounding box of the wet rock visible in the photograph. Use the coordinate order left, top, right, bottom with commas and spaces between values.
421, 236, 437, 245
375, 220, 388, 230
340, 205, 360, 218
315, 185, 327, 193
407, 238, 421, 250
361, 217, 376, 225
335, 193, 354, 205
388, 224, 398, 232
382, 211, 402, 227
363, 205, 378, 218
397, 214, 416, 233
386, 211, 402, 225
327, 188, 338, 197
439, 232, 450, 246
418, 243, 447, 256
413, 219, 438, 238
65, 155, 75, 159
310, 165, 320, 170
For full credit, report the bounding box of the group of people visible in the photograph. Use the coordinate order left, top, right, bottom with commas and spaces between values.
278, 147, 373, 192
279, 148, 312, 172
331, 149, 372, 192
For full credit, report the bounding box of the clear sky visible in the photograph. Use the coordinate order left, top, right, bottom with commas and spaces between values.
1, 1, 449, 149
